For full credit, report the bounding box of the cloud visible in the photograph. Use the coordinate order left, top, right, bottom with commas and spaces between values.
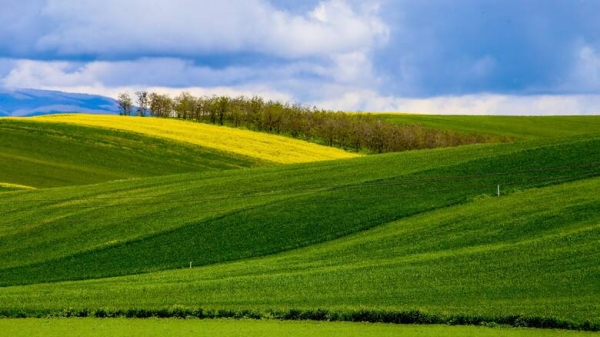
2, 1, 600, 116
2, 60, 99, 88
0, 0, 388, 107
1, 52, 382, 100
0, 58, 295, 103
4, 57, 600, 115
313, 90, 600, 115
369, 0, 600, 97
0, 0, 387, 60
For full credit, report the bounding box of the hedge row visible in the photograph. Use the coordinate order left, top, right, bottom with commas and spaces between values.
0, 307, 597, 331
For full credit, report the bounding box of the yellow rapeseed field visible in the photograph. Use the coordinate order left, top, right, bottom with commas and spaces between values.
30, 114, 360, 164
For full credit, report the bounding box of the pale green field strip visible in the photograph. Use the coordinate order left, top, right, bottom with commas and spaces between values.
0, 183, 35, 192
0, 319, 593, 337
1, 177, 598, 324
375, 114, 600, 140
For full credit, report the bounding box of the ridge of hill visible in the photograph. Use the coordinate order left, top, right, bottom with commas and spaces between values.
28, 114, 361, 164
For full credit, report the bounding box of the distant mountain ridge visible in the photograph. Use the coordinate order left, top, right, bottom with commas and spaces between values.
0, 88, 119, 116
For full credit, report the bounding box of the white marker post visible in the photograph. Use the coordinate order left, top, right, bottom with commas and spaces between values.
497, 185, 500, 197
190, 262, 192, 269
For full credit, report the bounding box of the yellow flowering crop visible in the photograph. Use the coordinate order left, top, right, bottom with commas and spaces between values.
30, 114, 360, 164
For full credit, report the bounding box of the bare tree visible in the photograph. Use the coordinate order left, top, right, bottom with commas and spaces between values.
135, 91, 149, 117
117, 92, 133, 116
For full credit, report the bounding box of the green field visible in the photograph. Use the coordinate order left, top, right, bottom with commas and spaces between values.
1, 135, 598, 285
375, 114, 600, 140
0, 114, 599, 333
1, 177, 598, 325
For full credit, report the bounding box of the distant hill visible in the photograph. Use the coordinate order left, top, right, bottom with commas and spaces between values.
0, 88, 118, 116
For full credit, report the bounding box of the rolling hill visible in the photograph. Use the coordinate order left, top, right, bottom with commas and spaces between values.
0, 115, 357, 188
1, 176, 597, 324
0, 118, 268, 188
0, 114, 598, 331
29, 114, 360, 164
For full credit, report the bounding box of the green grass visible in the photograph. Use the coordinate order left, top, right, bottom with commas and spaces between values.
0, 135, 598, 286
1, 116, 600, 330
0, 139, 521, 272
374, 114, 600, 140
0, 177, 598, 325
0, 319, 592, 337
0, 119, 266, 188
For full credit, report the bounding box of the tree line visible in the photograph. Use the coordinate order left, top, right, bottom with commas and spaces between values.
117, 91, 504, 153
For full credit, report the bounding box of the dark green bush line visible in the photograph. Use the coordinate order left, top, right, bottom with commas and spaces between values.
0, 307, 597, 331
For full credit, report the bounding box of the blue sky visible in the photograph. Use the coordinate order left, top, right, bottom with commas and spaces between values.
1, 0, 600, 114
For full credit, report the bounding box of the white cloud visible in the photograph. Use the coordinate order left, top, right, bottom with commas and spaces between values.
0, 58, 294, 102
2, 60, 99, 88
313, 89, 600, 115
1, 54, 381, 99
1, 58, 263, 88
1, 0, 394, 113
0, 0, 388, 104
19, 0, 387, 59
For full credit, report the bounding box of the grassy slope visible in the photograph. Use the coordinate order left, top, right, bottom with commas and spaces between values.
0, 119, 266, 188
375, 114, 600, 140
1, 177, 598, 324
29, 114, 360, 164
0, 141, 522, 281
0, 135, 598, 287
0, 113, 598, 327
0, 319, 591, 337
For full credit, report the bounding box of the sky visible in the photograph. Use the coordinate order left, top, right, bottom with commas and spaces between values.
1, 0, 600, 115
